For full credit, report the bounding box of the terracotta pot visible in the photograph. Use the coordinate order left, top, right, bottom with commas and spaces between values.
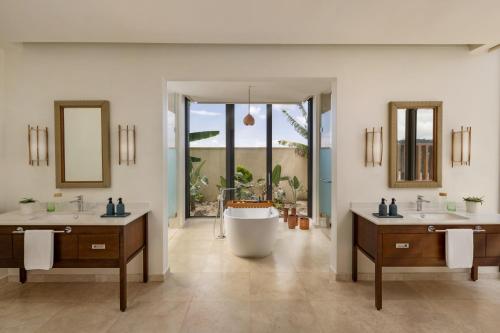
283, 207, 289, 222
299, 216, 310, 230
288, 215, 297, 229
291, 207, 297, 216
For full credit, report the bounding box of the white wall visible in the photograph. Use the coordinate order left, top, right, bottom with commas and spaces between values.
1, 43, 499, 277
0, 47, 6, 280
0, 47, 5, 213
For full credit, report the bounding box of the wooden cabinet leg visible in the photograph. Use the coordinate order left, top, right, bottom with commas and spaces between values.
471, 265, 478, 281
352, 213, 358, 282
375, 262, 382, 310
19, 268, 27, 283
119, 228, 127, 312
120, 262, 127, 312
143, 215, 148, 283
352, 247, 358, 282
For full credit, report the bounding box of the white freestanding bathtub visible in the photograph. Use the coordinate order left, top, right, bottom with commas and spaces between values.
224, 207, 279, 257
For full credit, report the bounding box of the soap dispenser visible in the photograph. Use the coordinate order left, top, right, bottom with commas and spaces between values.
106, 198, 115, 216
116, 198, 125, 216
378, 198, 388, 216
389, 198, 398, 216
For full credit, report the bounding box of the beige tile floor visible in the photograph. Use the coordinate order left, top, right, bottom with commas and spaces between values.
1, 220, 500, 332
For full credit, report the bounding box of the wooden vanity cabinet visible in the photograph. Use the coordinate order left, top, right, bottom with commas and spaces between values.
352, 213, 500, 310
0, 214, 148, 312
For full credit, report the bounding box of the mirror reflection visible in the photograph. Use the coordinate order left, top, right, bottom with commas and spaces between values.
396, 108, 434, 181
54, 100, 111, 188
63, 108, 103, 181
389, 101, 442, 188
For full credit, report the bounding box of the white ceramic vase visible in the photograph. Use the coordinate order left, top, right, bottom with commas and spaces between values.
465, 201, 480, 214
20, 202, 36, 215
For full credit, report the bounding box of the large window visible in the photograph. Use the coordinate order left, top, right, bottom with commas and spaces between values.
234, 104, 267, 201
186, 99, 312, 218
272, 102, 310, 216
186, 102, 226, 217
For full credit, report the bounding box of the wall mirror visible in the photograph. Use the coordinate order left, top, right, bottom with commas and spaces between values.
54, 100, 111, 188
389, 101, 442, 188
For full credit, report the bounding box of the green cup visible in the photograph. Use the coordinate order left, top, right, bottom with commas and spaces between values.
47, 202, 55, 212
446, 202, 456, 212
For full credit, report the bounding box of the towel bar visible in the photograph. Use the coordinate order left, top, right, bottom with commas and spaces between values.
427, 225, 485, 233
12, 226, 72, 234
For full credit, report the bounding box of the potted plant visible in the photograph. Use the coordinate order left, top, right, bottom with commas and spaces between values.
270, 165, 289, 220
288, 213, 297, 229
299, 216, 309, 230
463, 196, 484, 213
287, 176, 302, 216
19, 198, 37, 215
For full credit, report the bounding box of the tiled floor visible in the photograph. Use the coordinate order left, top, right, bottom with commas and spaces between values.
1, 220, 500, 332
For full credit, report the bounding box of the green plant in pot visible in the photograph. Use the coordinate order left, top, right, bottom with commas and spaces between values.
19, 197, 37, 215
287, 176, 302, 215
463, 196, 484, 214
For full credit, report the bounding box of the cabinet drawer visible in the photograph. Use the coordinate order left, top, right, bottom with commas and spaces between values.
383, 234, 443, 258
78, 235, 119, 259
486, 234, 500, 257
54, 235, 78, 260
0, 235, 13, 259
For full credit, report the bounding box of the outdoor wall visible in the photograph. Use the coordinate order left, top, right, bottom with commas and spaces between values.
1, 43, 498, 279
191, 147, 308, 201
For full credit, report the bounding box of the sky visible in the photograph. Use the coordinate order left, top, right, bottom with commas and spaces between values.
189, 103, 308, 148
397, 108, 434, 141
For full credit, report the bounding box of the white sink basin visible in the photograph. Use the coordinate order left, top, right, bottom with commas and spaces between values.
409, 212, 469, 222
34, 212, 98, 223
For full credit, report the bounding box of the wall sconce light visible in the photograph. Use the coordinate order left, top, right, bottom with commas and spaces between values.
365, 127, 383, 167
452, 126, 471, 167
118, 125, 136, 165
28, 125, 48, 166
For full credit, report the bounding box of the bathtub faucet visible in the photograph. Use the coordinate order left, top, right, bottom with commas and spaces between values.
215, 188, 237, 240
218, 187, 237, 201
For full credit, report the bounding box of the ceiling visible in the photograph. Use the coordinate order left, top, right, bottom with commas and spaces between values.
168, 80, 333, 103
0, 0, 499, 45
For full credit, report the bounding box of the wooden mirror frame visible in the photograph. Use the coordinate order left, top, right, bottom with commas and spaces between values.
389, 101, 442, 188
54, 100, 111, 188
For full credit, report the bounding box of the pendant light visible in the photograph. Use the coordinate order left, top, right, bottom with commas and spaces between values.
243, 85, 255, 126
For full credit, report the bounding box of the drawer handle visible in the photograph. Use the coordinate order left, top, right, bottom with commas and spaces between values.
395, 243, 410, 249
91, 244, 106, 250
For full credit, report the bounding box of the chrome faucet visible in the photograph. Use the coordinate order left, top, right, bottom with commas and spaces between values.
70, 195, 84, 212
416, 195, 430, 211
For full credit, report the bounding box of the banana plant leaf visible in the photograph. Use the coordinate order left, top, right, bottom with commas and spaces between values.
189, 131, 220, 142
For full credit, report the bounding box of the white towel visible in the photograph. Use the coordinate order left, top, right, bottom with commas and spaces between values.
445, 229, 473, 269
24, 230, 54, 270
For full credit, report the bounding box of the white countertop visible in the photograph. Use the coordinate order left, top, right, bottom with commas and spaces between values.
0, 203, 150, 227
351, 203, 500, 226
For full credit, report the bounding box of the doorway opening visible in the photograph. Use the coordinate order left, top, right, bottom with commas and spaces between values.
185, 99, 313, 218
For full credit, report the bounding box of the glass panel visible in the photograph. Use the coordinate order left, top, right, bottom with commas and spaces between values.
416, 109, 434, 181
272, 103, 309, 216
189, 104, 226, 217
167, 94, 177, 223
319, 102, 332, 226
234, 104, 267, 200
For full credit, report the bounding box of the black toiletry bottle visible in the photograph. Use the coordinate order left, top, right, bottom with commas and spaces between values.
389, 198, 398, 216
378, 198, 388, 216
106, 198, 115, 216
116, 198, 125, 216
